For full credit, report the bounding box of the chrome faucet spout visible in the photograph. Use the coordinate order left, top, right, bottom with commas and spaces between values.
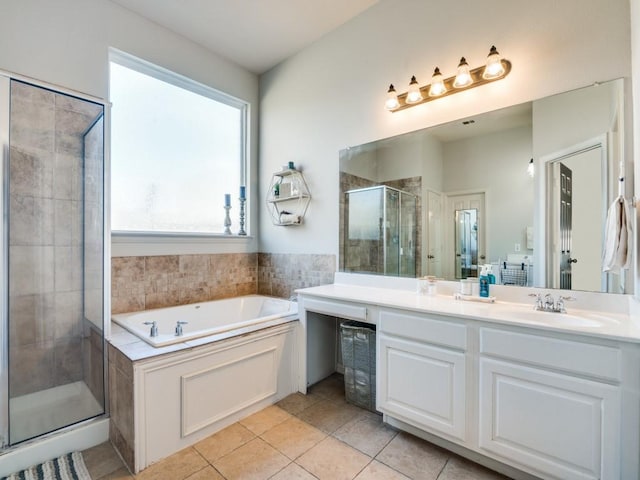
530, 292, 575, 313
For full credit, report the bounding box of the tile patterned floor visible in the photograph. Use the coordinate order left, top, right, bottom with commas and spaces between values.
83, 374, 511, 480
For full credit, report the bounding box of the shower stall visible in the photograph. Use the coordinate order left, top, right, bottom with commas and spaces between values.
0, 75, 107, 452
344, 185, 417, 277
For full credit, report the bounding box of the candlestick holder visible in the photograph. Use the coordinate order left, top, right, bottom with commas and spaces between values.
223, 205, 232, 234
238, 197, 247, 235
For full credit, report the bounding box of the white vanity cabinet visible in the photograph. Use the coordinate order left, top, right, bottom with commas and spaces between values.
298, 287, 640, 480
478, 328, 622, 480
377, 309, 468, 442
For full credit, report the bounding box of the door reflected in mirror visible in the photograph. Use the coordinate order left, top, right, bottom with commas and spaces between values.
455, 208, 478, 279
339, 78, 632, 294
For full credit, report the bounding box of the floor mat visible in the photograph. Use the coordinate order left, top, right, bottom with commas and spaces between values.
1, 451, 91, 480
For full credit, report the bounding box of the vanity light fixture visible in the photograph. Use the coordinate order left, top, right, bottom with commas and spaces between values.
385, 45, 511, 112
483, 46, 506, 79
428, 67, 447, 97
406, 76, 423, 104
528, 158, 535, 177
385, 84, 400, 110
453, 57, 472, 88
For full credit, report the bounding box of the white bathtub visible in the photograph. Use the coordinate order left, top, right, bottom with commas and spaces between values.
112, 295, 298, 347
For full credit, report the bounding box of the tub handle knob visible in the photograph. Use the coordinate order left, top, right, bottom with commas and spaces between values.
175, 321, 188, 337
143, 321, 158, 337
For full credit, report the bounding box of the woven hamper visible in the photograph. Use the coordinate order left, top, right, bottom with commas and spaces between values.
340, 320, 377, 412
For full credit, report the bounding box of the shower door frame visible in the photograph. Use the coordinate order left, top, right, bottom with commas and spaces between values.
0, 74, 9, 449
0, 69, 111, 449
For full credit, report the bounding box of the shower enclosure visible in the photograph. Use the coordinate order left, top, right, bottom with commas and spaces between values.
344, 185, 416, 277
0, 76, 106, 448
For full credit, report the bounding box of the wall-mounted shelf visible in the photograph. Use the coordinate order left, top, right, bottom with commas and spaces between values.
266, 168, 311, 226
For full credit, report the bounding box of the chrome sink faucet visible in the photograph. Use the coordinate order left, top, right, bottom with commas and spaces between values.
528, 293, 575, 313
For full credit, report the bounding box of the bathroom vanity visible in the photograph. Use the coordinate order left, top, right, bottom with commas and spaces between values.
297, 275, 640, 480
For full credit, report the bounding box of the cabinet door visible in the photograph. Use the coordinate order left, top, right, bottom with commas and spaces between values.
479, 358, 620, 480
378, 334, 466, 441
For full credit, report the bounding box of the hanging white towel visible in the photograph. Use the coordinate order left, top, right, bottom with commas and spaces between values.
602, 196, 632, 273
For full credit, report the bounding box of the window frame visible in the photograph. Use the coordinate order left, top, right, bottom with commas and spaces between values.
108, 49, 250, 242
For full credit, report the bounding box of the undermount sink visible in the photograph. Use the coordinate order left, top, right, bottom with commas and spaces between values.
495, 307, 620, 328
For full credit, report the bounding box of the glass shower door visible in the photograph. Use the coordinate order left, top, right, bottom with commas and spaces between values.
399, 191, 416, 277
384, 188, 400, 275
6, 79, 105, 445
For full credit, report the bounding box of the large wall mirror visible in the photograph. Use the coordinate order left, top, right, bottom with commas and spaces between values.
339, 78, 632, 294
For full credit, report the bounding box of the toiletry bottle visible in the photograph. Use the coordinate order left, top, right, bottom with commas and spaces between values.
486, 264, 496, 284
479, 267, 490, 298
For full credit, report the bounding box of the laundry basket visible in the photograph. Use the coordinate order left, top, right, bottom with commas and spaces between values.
340, 321, 376, 412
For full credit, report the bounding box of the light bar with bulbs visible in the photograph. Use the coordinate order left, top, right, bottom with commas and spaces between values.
385, 46, 511, 112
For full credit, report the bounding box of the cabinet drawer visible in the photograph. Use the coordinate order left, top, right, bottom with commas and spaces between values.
379, 309, 466, 350
480, 328, 621, 382
301, 297, 368, 323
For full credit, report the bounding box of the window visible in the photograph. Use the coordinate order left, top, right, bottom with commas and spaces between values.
109, 52, 247, 235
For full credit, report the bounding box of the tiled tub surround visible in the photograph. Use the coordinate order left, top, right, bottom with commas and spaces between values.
111, 252, 336, 314
111, 253, 258, 314
108, 252, 334, 471
8, 80, 105, 408
258, 253, 336, 298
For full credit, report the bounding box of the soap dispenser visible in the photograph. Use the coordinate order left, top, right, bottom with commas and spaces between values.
486, 264, 496, 284
479, 266, 490, 298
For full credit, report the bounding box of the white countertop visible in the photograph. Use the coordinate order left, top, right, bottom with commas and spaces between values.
296, 282, 640, 343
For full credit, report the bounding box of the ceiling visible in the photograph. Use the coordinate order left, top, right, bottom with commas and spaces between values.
110, 0, 379, 74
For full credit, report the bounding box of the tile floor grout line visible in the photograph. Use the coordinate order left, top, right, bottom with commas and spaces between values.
265, 459, 293, 480
351, 457, 375, 480
435, 457, 451, 480
292, 459, 321, 479
371, 428, 399, 459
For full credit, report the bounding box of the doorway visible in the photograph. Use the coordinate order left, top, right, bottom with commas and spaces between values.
445, 192, 486, 280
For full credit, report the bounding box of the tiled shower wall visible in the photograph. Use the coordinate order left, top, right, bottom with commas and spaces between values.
339, 171, 422, 277
110, 252, 336, 314
8, 81, 103, 398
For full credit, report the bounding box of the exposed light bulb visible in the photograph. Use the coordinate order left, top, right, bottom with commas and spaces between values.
483, 46, 505, 80
385, 84, 399, 110
453, 57, 472, 88
428, 67, 447, 97
406, 76, 423, 104
528, 158, 535, 177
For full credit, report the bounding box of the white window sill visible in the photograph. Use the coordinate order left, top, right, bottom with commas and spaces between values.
111, 231, 256, 257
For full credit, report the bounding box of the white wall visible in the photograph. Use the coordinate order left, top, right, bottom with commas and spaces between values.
632, 0, 640, 298
532, 80, 621, 159
259, 0, 631, 258
442, 126, 533, 263
0, 0, 260, 254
